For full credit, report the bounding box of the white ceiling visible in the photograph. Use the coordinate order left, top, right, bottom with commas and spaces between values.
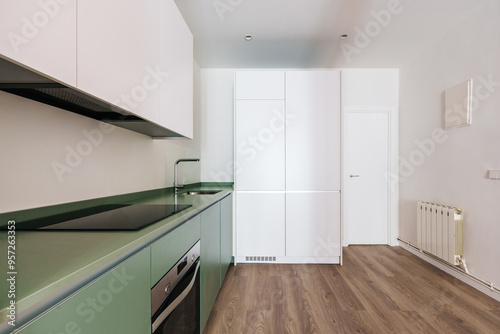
174, 0, 488, 68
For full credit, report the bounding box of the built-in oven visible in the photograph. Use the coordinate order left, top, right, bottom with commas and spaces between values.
151, 240, 200, 334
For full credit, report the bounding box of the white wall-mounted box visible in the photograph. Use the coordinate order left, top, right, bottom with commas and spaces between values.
444, 79, 473, 130
488, 170, 500, 179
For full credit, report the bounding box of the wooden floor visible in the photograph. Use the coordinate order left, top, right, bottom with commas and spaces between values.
203, 246, 500, 334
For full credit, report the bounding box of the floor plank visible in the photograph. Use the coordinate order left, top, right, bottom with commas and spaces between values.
204, 246, 500, 334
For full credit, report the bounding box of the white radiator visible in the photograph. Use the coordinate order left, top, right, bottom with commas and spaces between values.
417, 201, 463, 265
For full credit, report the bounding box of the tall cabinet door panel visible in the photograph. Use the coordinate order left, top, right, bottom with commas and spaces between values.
286, 192, 341, 260
0, 0, 77, 86
235, 100, 285, 191
78, 0, 160, 123
235, 71, 284, 100
236, 193, 285, 258
285, 71, 341, 191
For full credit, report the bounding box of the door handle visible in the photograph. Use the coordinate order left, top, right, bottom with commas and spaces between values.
350, 174, 360, 178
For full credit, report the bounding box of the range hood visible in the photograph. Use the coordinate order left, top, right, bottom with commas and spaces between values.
0, 58, 184, 138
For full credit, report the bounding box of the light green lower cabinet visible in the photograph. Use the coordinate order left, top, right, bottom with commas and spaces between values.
19, 248, 151, 334
220, 194, 233, 281
16, 193, 233, 334
200, 203, 221, 332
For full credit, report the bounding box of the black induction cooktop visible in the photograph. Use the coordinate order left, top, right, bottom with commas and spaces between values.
9, 204, 192, 231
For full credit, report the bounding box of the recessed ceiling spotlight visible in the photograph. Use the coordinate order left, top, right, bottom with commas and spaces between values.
340, 34, 348, 40
245, 35, 252, 41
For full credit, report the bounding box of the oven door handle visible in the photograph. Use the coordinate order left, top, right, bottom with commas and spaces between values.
152, 260, 200, 332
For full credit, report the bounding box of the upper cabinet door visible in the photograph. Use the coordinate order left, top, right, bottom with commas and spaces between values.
78, 0, 161, 123
0, 0, 77, 86
159, 0, 193, 138
235, 100, 285, 191
286, 71, 341, 191
235, 71, 285, 100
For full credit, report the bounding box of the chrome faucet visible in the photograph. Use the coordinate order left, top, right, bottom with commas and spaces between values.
174, 158, 200, 194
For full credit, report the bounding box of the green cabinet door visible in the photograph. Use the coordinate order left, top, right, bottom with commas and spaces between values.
200, 202, 221, 332
220, 194, 233, 282
19, 248, 151, 334
150, 215, 201, 287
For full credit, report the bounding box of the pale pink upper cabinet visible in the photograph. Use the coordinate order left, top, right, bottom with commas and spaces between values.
159, 0, 194, 138
77, 0, 161, 124
0, 0, 77, 86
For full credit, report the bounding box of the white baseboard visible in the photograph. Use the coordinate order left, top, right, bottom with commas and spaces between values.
398, 242, 500, 303
235, 256, 340, 264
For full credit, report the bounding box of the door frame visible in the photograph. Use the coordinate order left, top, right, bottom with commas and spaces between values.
342, 106, 399, 247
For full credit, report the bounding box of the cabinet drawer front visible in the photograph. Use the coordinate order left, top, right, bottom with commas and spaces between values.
150, 215, 201, 287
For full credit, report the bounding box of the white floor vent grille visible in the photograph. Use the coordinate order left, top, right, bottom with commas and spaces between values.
245, 256, 277, 262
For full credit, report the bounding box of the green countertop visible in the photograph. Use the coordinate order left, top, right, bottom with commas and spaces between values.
0, 184, 232, 330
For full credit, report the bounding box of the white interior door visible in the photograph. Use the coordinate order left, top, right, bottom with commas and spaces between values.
346, 111, 389, 244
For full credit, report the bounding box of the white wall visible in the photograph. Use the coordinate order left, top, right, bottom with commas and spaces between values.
341, 69, 399, 106
399, 1, 500, 288
0, 61, 202, 213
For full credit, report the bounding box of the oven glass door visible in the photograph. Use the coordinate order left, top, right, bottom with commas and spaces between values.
152, 259, 200, 334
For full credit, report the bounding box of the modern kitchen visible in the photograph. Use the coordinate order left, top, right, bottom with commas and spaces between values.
1, 0, 500, 333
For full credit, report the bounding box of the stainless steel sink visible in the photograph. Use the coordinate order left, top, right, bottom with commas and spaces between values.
180, 190, 221, 195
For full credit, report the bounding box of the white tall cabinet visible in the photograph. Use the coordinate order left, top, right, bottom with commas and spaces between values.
285, 71, 341, 261
235, 70, 341, 264
234, 71, 286, 258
